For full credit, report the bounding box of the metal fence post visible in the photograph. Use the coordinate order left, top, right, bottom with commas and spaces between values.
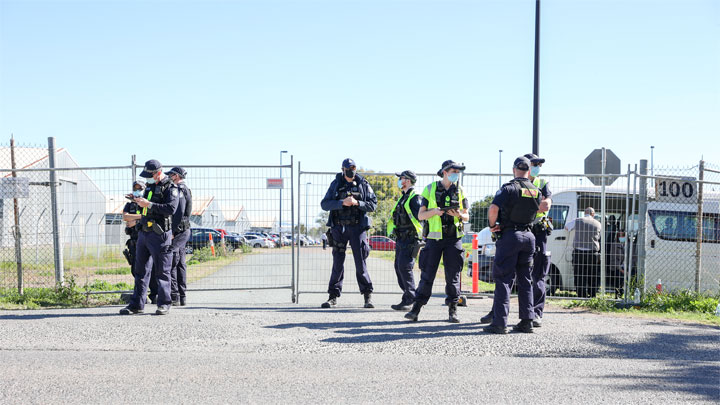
10, 136, 23, 294
637, 159, 648, 290
290, 155, 296, 303
600, 147, 607, 295
35, 208, 46, 265
48, 137, 64, 286
623, 164, 631, 303
695, 160, 704, 293
295, 161, 301, 304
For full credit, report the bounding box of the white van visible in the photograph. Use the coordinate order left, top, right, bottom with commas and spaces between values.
644, 197, 720, 292
545, 188, 720, 295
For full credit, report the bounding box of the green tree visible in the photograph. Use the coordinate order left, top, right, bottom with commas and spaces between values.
469, 195, 494, 232
363, 170, 401, 236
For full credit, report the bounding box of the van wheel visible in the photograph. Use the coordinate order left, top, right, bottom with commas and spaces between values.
546, 265, 562, 296
254, 243, 262, 248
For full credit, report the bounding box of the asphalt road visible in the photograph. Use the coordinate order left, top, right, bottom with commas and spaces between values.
1, 294, 718, 404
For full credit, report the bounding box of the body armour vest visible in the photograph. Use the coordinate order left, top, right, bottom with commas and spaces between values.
173, 183, 193, 234
387, 189, 422, 238
532, 177, 548, 219
142, 177, 174, 224
332, 179, 363, 225
500, 179, 541, 227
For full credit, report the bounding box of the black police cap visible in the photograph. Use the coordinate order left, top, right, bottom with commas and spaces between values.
139, 159, 162, 178
342, 158, 356, 169
437, 160, 466, 177
166, 167, 187, 179
513, 156, 531, 171
523, 153, 546, 164
395, 170, 417, 183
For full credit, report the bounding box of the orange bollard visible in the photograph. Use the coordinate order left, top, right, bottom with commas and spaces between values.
209, 233, 216, 257
472, 234, 479, 293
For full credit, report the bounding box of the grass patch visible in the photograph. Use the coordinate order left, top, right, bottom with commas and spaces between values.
95, 268, 132, 275
560, 290, 720, 326
0, 276, 131, 310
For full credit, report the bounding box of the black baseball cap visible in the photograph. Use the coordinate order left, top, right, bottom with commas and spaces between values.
395, 170, 417, 183
139, 159, 162, 178
524, 153, 546, 164
437, 160, 466, 177
166, 167, 187, 179
513, 156, 531, 171
132, 180, 146, 190
342, 158, 356, 169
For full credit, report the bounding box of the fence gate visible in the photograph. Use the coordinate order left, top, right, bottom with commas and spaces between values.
1, 144, 296, 301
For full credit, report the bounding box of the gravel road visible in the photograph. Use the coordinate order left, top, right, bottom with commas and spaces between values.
1, 293, 718, 404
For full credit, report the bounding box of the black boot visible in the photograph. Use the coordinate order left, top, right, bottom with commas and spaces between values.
513, 319, 534, 333
448, 303, 460, 323
321, 295, 337, 308
363, 292, 374, 309
404, 302, 422, 321
480, 310, 493, 324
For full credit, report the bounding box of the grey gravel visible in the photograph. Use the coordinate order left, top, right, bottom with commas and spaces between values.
1, 293, 718, 404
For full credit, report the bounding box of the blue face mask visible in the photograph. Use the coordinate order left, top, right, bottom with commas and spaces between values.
619, 237, 627, 243
132, 190, 143, 198
146, 177, 156, 185
398, 179, 404, 189
531, 166, 541, 177
448, 173, 459, 183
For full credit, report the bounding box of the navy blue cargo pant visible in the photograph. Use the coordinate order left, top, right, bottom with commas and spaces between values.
531, 231, 551, 318
170, 229, 191, 301
328, 224, 373, 297
414, 237, 463, 306
491, 229, 535, 327
130, 230, 173, 309
394, 238, 418, 305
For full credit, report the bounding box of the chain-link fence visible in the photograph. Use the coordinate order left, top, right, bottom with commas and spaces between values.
3, 139, 718, 303
637, 162, 720, 295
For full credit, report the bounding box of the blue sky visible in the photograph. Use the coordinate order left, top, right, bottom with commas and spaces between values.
1, 0, 718, 176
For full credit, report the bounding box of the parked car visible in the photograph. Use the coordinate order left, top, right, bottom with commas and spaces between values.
368, 235, 395, 251
186, 228, 223, 254
243, 234, 275, 248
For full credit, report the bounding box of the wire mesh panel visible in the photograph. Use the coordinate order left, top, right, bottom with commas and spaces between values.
462, 172, 632, 299
176, 164, 294, 293
639, 163, 720, 294
297, 170, 446, 300
1, 149, 295, 295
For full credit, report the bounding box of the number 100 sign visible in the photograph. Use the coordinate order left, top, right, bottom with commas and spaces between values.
655, 177, 696, 203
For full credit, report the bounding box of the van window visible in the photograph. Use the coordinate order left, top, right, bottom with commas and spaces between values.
648, 210, 720, 243
548, 205, 569, 230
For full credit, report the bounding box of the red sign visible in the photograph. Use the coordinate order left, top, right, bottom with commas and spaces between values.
266, 178, 284, 189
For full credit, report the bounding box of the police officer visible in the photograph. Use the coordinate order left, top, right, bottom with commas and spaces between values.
525, 153, 553, 326
479, 153, 552, 326
120, 159, 179, 315
404, 160, 468, 323
483, 156, 542, 334
387, 170, 423, 311
167, 167, 192, 306
320, 158, 377, 308
122, 181, 145, 278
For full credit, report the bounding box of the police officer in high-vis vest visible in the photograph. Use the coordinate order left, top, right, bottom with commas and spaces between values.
122, 181, 145, 278
387, 170, 423, 311
479, 153, 552, 327
483, 156, 542, 334
320, 158, 377, 309
405, 160, 468, 323
166, 167, 192, 306
120, 159, 179, 316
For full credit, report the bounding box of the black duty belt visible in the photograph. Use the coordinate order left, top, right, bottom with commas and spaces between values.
502, 225, 532, 232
